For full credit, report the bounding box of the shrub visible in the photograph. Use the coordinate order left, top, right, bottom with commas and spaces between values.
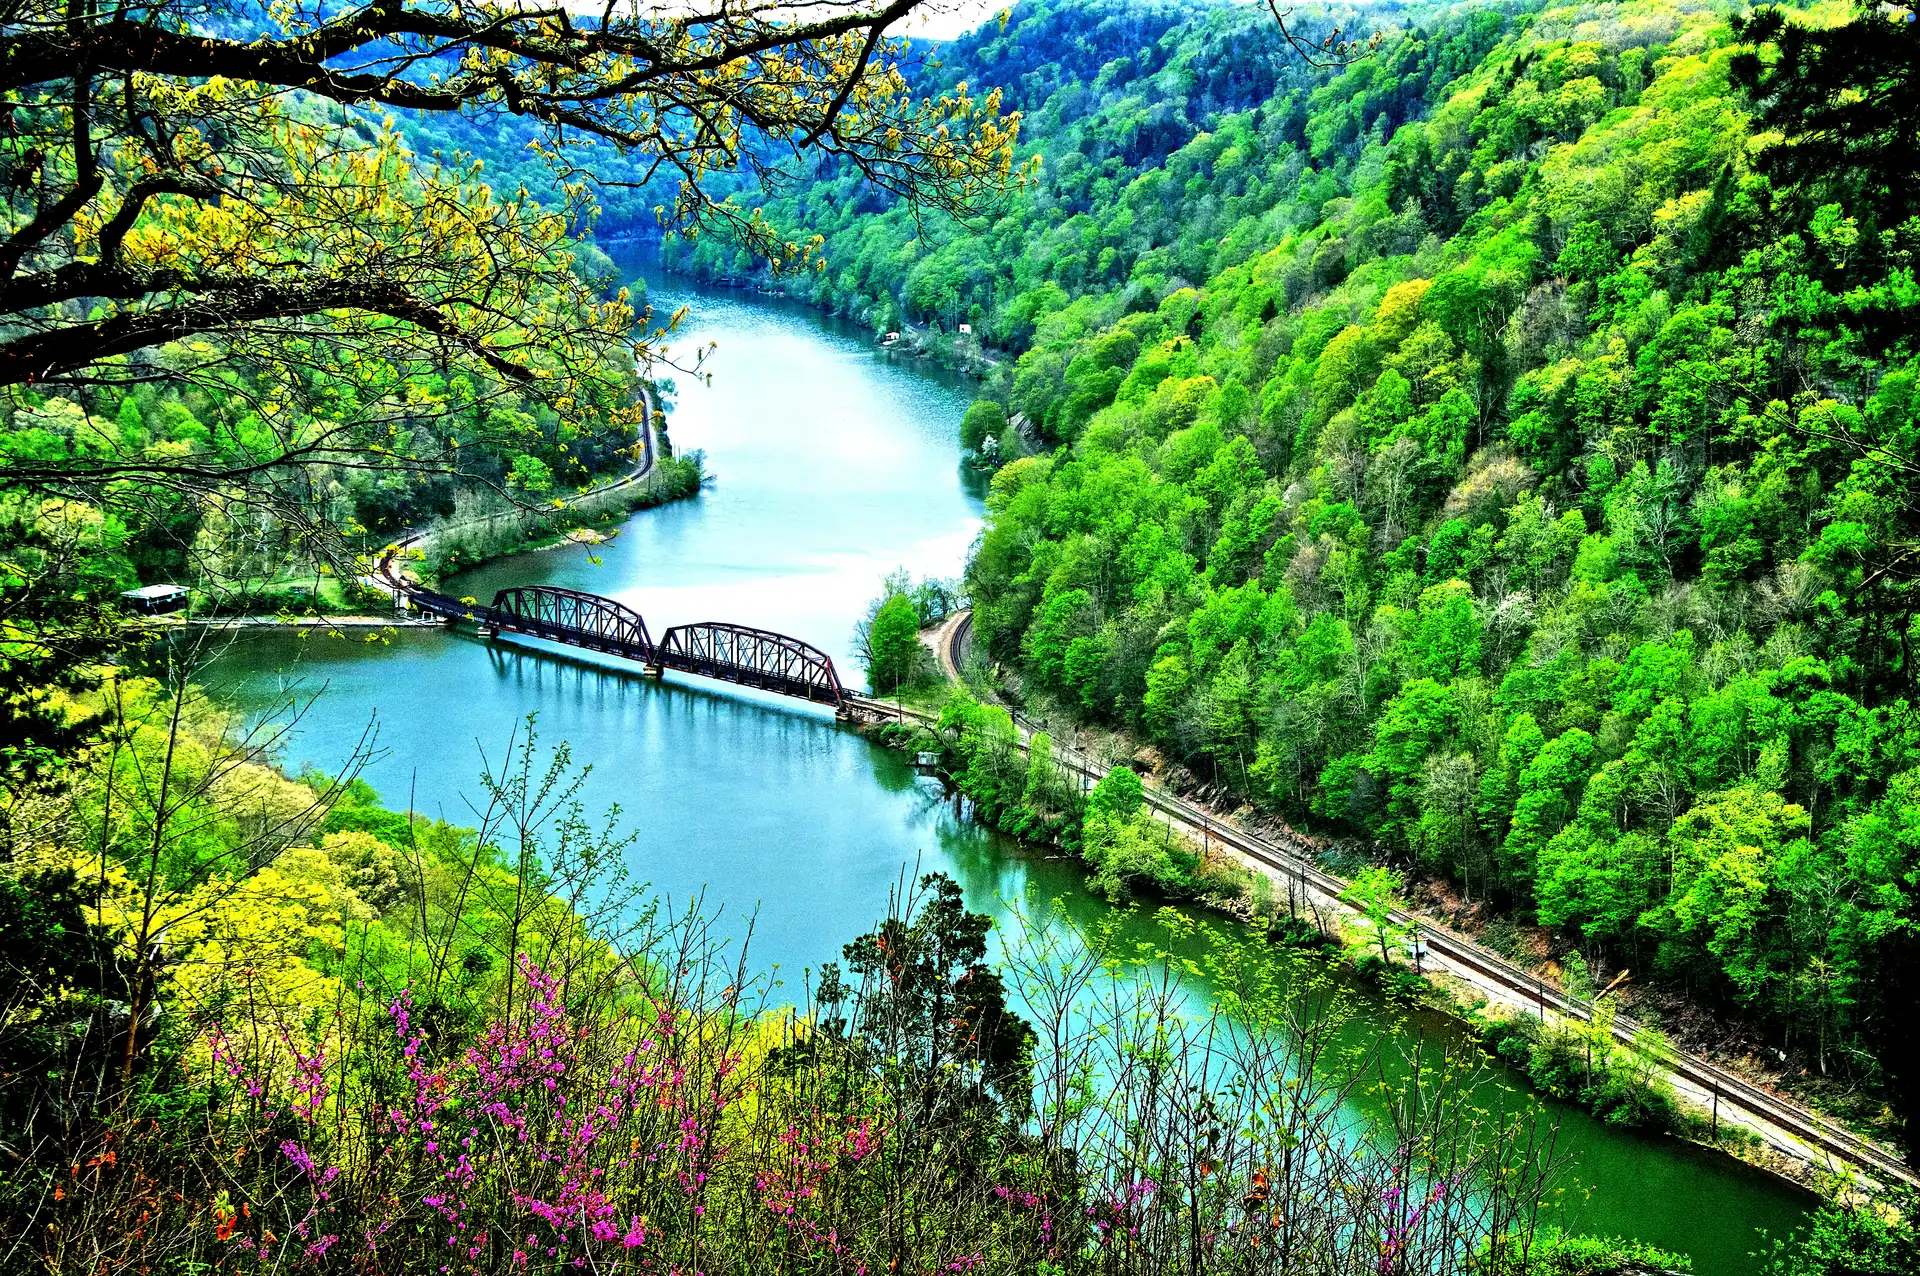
1486, 1227, 1692, 1275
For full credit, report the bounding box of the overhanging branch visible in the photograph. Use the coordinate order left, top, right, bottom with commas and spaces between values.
0, 276, 536, 386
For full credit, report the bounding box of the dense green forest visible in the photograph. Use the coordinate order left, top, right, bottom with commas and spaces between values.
0, 322, 648, 593
682, 0, 1920, 1155
666, 0, 1504, 344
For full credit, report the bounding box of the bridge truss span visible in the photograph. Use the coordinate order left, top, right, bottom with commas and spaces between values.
381, 567, 849, 707
492, 586, 654, 661
656, 622, 845, 705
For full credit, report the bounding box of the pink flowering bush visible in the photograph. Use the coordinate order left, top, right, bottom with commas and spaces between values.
23, 869, 1565, 1276
201, 954, 915, 1274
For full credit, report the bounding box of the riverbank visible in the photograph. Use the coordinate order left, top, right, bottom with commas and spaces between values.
847, 660, 1914, 1196
130, 386, 700, 633
144, 613, 446, 631
398, 381, 703, 585
657, 255, 1009, 380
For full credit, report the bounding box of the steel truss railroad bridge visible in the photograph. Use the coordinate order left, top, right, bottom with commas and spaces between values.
401, 582, 847, 706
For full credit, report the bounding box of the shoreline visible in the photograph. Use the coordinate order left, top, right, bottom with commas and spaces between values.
137, 385, 691, 632
845, 648, 1915, 1197
146, 614, 447, 631
389, 380, 685, 588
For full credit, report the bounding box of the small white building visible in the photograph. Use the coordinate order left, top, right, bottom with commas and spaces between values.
120, 583, 191, 615
957, 323, 973, 335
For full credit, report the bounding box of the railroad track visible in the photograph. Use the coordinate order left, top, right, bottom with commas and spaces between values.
946, 609, 972, 679
849, 695, 1917, 1189
1139, 780, 1915, 1186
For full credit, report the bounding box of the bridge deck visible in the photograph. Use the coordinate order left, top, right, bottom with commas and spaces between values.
399, 581, 845, 705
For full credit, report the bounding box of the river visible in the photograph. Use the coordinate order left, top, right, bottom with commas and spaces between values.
198, 265, 1813, 1273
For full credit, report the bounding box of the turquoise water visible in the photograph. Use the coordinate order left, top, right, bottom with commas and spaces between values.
195, 267, 1813, 1273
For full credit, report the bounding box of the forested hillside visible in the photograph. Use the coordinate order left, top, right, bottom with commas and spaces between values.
5, 0, 1920, 1269
712, 0, 1920, 1151
666, 0, 1502, 344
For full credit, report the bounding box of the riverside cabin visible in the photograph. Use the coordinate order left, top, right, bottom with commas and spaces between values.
120, 583, 191, 615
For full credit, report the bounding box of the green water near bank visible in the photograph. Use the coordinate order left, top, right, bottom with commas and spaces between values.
195, 264, 1812, 1274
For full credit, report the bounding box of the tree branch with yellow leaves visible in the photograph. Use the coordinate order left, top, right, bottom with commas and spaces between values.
0, 0, 1026, 499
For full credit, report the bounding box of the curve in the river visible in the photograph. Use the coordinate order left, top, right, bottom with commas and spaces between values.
198, 267, 1818, 1276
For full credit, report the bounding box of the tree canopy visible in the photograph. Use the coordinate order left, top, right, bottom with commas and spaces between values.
0, 0, 1025, 505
